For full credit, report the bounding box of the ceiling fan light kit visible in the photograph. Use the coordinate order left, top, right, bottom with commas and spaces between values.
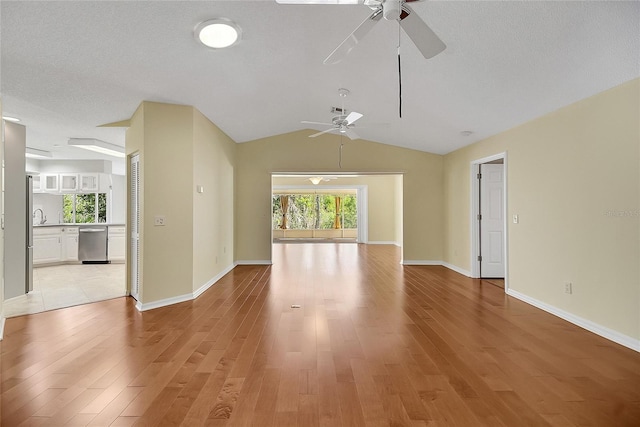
382, 0, 401, 20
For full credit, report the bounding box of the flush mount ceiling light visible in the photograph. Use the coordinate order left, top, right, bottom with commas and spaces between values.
25, 147, 53, 159
195, 19, 241, 49
68, 138, 125, 158
2, 116, 21, 122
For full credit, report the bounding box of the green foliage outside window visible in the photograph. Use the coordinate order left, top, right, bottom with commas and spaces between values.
273, 193, 357, 229
63, 193, 107, 223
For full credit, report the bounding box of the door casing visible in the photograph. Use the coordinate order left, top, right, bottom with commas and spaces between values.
470, 152, 509, 291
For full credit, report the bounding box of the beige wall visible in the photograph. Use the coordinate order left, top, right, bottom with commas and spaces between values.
272, 174, 402, 244
192, 109, 236, 291
444, 78, 640, 340
127, 102, 195, 304
126, 102, 236, 306
236, 131, 443, 262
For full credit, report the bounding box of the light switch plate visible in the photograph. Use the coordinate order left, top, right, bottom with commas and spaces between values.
513, 214, 519, 224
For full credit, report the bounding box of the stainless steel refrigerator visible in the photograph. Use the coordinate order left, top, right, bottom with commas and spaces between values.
26, 174, 33, 293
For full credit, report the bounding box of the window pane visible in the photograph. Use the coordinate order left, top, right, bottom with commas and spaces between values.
272, 192, 357, 230
98, 193, 107, 222
75, 193, 96, 223
63, 194, 74, 223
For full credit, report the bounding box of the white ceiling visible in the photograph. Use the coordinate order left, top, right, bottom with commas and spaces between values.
1, 0, 639, 160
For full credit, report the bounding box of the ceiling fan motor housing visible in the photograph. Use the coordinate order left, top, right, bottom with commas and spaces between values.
383, 0, 401, 20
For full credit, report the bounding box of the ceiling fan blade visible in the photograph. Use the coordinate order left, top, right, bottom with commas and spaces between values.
301, 120, 334, 125
344, 129, 360, 140
323, 9, 383, 65
309, 128, 338, 138
400, 5, 446, 59
345, 111, 363, 124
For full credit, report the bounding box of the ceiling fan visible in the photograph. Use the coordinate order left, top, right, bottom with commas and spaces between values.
275, 0, 446, 64
301, 88, 363, 140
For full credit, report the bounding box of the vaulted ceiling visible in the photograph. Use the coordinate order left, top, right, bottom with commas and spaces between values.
2, 0, 638, 161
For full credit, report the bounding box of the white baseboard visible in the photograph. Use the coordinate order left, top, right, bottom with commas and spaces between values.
193, 264, 235, 299
401, 260, 442, 266
441, 262, 472, 277
137, 292, 194, 312
0, 316, 5, 341
401, 262, 639, 352
368, 241, 401, 246
401, 260, 472, 278
137, 262, 237, 312
235, 260, 272, 265
507, 288, 640, 353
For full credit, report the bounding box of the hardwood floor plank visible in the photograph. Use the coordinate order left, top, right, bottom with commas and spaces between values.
87, 386, 144, 427
2, 244, 639, 426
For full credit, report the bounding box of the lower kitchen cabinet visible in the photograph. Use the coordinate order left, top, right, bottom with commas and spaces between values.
33, 227, 63, 265
64, 227, 79, 261
108, 226, 125, 262
34, 224, 124, 265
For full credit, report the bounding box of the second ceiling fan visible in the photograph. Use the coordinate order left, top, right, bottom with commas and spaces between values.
302, 88, 363, 140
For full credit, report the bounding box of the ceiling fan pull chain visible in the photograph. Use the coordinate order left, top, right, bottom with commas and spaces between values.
398, 21, 402, 118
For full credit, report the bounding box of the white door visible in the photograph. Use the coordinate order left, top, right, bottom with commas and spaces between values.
130, 154, 140, 300
480, 164, 505, 278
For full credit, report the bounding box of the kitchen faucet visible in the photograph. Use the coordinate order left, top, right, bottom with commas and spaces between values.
33, 208, 47, 225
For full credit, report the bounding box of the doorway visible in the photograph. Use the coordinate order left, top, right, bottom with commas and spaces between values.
271, 173, 403, 252
470, 153, 508, 290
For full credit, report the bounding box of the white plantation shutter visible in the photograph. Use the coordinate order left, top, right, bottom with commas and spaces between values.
130, 154, 140, 300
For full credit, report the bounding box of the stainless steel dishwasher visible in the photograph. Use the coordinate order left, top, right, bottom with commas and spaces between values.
78, 225, 109, 263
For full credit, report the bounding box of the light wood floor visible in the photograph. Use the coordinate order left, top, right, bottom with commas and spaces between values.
1, 244, 639, 426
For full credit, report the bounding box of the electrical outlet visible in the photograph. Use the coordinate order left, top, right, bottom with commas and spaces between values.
154, 215, 165, 226
564, 282, 572, 294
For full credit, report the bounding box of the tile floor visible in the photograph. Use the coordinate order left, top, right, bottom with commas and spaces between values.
3, 263, 126, 317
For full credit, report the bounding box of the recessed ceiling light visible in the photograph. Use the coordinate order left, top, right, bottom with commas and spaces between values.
195, 19, 241, 49
2, 116, 21, 122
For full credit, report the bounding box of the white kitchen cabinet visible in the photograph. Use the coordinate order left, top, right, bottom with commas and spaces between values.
33, 227, 62, 265
60, 174, 79, 191
79, 174, 99, 192
108, 226, 125, 262
63, 227, 79, 261
42, 174, 59, 192
32, 174, 43, 192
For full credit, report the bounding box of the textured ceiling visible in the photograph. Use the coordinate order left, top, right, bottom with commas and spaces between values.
1, 0, 639, 162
